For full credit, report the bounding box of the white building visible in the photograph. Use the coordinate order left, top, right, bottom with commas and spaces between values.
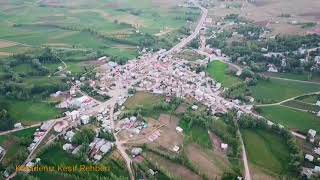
80, 115, 90, 125
305, 154, 314, 162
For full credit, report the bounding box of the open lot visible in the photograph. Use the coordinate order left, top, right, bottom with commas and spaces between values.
241, 129, 290, 178
257, 105, 320, 133
250, 78, 320, 103
207, 61, 240, 88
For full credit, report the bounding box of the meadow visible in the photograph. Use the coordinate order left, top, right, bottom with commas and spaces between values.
207, 61, 240, 88
250, 78, 320, 103
179, 119, 212, 149
0, 98, 61, 125
257, 105, 320, 133
241, 129, 290, 177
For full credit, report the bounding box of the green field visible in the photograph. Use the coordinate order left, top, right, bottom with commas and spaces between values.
296, 94, 320, 104
241, 129, 290, 177
265, 72, 320, 82
1, 98, 61, 125
250, 78, 320, 103
207, 61, 240, 88
125, 91, 163, 110
282, 100, 320, 112
0, 0, 199, 57
257, 105, 320, 133
180, 120, 212, 149
0, 127, 37, 167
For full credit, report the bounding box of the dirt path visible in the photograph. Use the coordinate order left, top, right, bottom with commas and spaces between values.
0, 124, 41, 136
238, 130, 252, 180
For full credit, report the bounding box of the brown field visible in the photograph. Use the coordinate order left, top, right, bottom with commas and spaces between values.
208, 0, 320, 35
145, 151, 201, 180
250, 163, 277, 180
0, 40, 17, 48
124, 114, 183, 153
186, 143, 232, 179
0, 52, 11, 57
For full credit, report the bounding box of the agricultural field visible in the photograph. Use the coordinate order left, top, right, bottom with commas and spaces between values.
264, 72, 320, 83
207, 61, 240, 88
144, 151, 201, 180
185, 143, 233, 179
250, 78, 320, 103
241, 129, 290, 178
296, 94, 320, 104
0, 98, 61, 125
256, 105, 320, 133
179, 120, 212, 149
282, 100, 320, 112
0, 127, 37, 168
0, 0, 199, 57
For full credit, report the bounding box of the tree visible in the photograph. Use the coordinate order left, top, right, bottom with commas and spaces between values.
72, 127, 96, 145
0, 109, 14, 131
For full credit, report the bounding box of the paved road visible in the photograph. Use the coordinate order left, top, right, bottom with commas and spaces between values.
166, 0, 208, 55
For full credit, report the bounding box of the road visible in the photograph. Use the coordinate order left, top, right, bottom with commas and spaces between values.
267, 76, 320, 85
255, 91, 320, 107
238, 130, 252, 180
0, 123, 41, 136
166, 0, 208, 55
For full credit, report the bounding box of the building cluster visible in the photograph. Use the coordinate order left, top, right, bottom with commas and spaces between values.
303, 129, 320, 178
96, 51, 251, 116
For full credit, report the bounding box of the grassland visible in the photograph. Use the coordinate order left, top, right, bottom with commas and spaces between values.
0, 98, 61, 125
179, 120, 212, 149
257, 105, 320, 133
241, 129, 290, 177
250, 78, 320, 103
207, 61, 240, 88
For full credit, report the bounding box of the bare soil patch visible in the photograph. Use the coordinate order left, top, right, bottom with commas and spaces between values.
186, 144, 232, 179
145, 151, 201, 180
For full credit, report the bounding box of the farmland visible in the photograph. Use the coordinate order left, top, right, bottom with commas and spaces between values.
207, 61, 240, 88
241, 129, 290, 178
0, 127, 37, 168
0, 98, 61, 125
250, 78, 320, 103
256, 105, 320, 133
0, 0, 199, 58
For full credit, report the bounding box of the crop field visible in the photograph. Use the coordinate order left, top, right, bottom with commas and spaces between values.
207, 61, 240, 88
0, 127, 37, 167
125, 91, 163, 110
0, 0, 199, 57
250, 78, 320, 103
282, 100, 320, 112
296, 94, 320, 104
0, 98, 61, 125
241, 129, 290, 178
179, 120, 212, 149
257, 105, 320, 133
186, 144, 233, 179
